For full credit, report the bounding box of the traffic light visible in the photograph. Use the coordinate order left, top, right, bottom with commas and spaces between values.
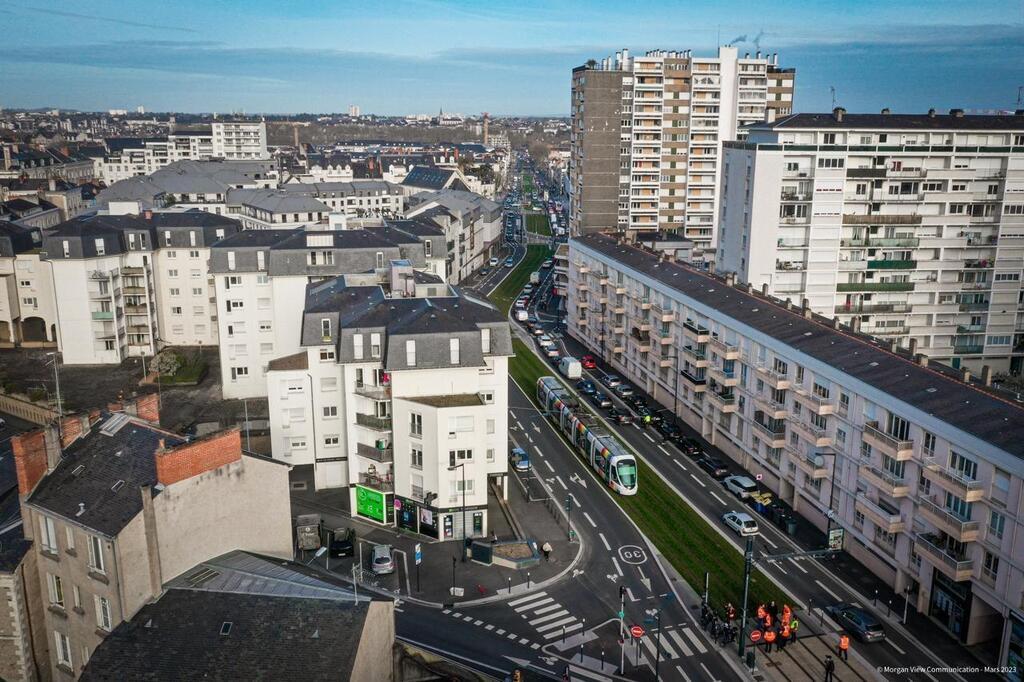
619, 585, 627, 601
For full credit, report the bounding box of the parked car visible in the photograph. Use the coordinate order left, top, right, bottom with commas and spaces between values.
523, 284, 534, 293
329, 527, 356, 557
489, 257, 499, 267
613, 384, 635, 397
541, 259, 553, 268
828, 604, 886, 642
722, 511, 759, 537
527, 315, 539, 324
600, 374, 622, 388
581, 355, 597, 370
545, 348, 561, 360
509, 447, 530, 472
677, 437, 703, 458
606, 408, 633, 425
589, 391, 612, 408
698, 456, 729, 479
371, 544, 395, 575
656, 422, 682, 440
723, 475, 759, 500
576, 379, 597, 395
480, 267, 490, 276
532, 327, 545, 336
538, 335, 554, 348
0, 417, 6, 430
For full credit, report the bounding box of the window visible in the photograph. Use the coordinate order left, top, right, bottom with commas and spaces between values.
450, 338, 460, 364
411, 447, 423, 469
320, 377, 337, 391
923, 431, 936, 457
319, 348, 335, 362
817, 157, 844, 169
990, 510, 1006, 540
410, 412, 423, 437
321, 319, 331, 340
323, 406, 338, 418
406, 340, 416, 367
168, 269, 179, 278
257, 251, 266, 270
39, 516, 57, 553
353, 334, 363, 360
983, 551, 1000, 582
54, 631, 72, 667
230, 366, 249, 381
95, 596, 112, 631
88, 535, 105, 574
480, 391, 494, 404
72, 584, 82, 610
370, 333, 381, 358
448, 416, 474, 438
257, 298, 270, 310
227, 252, 236, 270
449, 449, 473, 466
94, 238, 106, 256
65, 527, 75, 553
822, 133, 836, 144
259, 320, 272, 332
191, 287, 203, 296
994, 468, 1010, 493
481, 328, 491, 353
47, 573, 65, 608
486, 419, 495, 435
260, 342, 273, 355
949, 451, 978, 481
323, 435, 340, 447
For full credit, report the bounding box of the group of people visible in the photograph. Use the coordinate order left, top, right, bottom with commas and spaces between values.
756, 600, 800, 653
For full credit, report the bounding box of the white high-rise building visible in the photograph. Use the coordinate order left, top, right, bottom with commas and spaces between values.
211, 121, 269, 160
718, 108, 1024, 374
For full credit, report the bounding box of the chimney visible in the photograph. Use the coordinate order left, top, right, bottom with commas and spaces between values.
725, 273, 735, 286
981, 365, 993, 386
851, 317, 861, 333
833, 107, 846, 122
916, 353, 929, 367
773, 53, 778, 66
908, 338, 918, 355
801, 297, 811, 311
961, 367, 971, 383
744, 52, 750, 59
143, 209, 153, 220
761, 283, 769, 296
48, 177, 56, 191
880, 108, 891, 115
950, 108, 964, 118
803, 308, 813, 320
928, 108, 936, 118
155, 429, 242, 487
122, 393, 160, 424
832, 316, 841, 329
59, 413, 92, 448
12, 426, 62, 496
785, 298, 794, 310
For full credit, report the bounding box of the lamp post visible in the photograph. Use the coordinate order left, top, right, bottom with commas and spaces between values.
45, 352, 62, 420
448, 463, 467, 560
819, 451, 839, 538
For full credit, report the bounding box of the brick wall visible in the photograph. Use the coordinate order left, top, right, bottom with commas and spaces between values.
110, 394, 160, 425
155, 429, 242, 486
12, 429, 47, 495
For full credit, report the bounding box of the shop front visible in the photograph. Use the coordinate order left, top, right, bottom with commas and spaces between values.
929, 568, 973, 642
355, 485, 394, 525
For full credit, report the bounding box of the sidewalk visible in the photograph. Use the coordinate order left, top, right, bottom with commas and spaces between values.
288, 464, 581, 607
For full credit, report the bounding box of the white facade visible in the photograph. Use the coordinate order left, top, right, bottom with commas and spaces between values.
718, 110, 1024, 374
0, 251, 59, 347
153, 246, 219, 347
212, 121, 269, 160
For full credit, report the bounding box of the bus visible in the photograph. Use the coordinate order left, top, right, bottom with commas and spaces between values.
536, 376, 638, 495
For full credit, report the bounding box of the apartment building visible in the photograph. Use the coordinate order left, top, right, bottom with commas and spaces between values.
569, 46, 795, 264
278, 180, 406, 218
96, 121, 268, 183
569, 233, 1024, 666
718, 109, 1024, 374
210, 224, 447, 399
405, 189, 502, 282
266, 272, 512, 539
41, 211, 240, 364
12, 395, 292, 679
0, 221, 59, 349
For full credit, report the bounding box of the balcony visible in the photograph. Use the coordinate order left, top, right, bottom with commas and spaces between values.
639, 297, 653, 310
914, 534, 974, 582
955, 324, 986, 333
921, 465, 986, 502
789, 447, 829, 479
708, 336, 740, 360
867, 259, 917, 270
753, 419, 787, 447
121, 266, 144, 275
753, 395, 788, 419
854, 494, 905, 533
862, 421, 913, 460
680, 368, 707, 391
682, 345, 708, 367
790, 420, 833, 447
957, 302, 989, 312
918, 498, 980, 542
840, 238, 919, 248
755, 364, 791, 390
651, 305, 675, 323
355, 413, 392, 431
354, 384, 392, 400
124, 305, 148, 315
91, 311, 114, 320
707, 365, 739, 387
682, 319, 710, 342
837, 282, 915, 292
122, 286, 147, 295
706, 390, 737, 413
358, 472, 394, 493
859, 464, 911, 498
357, 442, 394, 463
793, 389, 835, 415
953, 344, 984, 354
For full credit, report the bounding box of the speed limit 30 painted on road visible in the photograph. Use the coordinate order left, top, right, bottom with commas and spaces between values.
618, 545, 648, 564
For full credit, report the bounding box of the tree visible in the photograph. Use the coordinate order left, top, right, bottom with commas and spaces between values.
152, 350, 182, 377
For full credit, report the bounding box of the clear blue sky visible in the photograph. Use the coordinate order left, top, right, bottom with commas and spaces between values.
1, 0, 1021, 116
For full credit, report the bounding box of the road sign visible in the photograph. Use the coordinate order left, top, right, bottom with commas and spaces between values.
618, 610, 625, 619
414, 543, 422, 565
828, 527, 845, 551
630, 625, 645, 638
750, 630, 762, 643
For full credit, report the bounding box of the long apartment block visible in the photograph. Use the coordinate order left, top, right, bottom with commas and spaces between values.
568, 233, 1024, 666
718, 108, 1024, 374
569, 46, 794, 263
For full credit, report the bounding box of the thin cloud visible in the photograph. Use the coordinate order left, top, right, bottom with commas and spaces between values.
12, 4, 199, 33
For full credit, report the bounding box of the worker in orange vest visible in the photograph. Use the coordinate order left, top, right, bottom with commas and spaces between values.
838, 633, 850, 661
782, 604, 792, 626
764, 612, 773, 629
779, 624, 791, 651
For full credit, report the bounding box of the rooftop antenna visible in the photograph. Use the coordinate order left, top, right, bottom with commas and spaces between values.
830, 86, 837, 109
1017, 86, 1023, 108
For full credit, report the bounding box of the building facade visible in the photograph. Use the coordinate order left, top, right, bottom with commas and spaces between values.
569, 46, 795, 264
266, 273, 512, 541
569, 233, 1024, 666
718, 109, 1024, 374
0, 221, 59, 349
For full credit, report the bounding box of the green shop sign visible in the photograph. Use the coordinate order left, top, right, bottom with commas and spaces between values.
356, 485, 385, 522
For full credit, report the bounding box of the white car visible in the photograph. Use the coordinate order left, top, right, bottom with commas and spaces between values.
723, 475, 758, 500
515, 299, 527, 309
370, 544, 395, 574
541, 259, 553, 268
722, 511, 759, 537
489, 257, 499, 267
523, 284, 534, 293
538, 335, 554, 348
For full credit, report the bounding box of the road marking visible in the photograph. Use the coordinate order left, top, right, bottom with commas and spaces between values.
519, 638, 530, 645
451, 612, 462, 618
536, 616, 578, 633
700, 662, 718, 681
639, 634, 661, 660
515, 419, 523, 429
566, 664, 610, 681
496, 628, 506, 635
463, 615, 473, 622
485, 624, 494, 630
852, 602, 862, 608
815, 579, 841, 602
555, 475, 568, 490
583, 511, 597, 527
543, 459, 554, 473
513, 596, 553, 613
657, 445, 672, 456
626, 587, 639, 602
442, 609, 451, 614
532, 603, 562, 616
529, 610, 570, 626
888, 639, 907, 655
643, 432, 655, 443
667, 629, 693, 657
508, 592, 547, 608
673, 459, 687, 471
761, 534, 778, 549
612, 557, 624, 576
788, 558, 809, 574
708, 491, 726, 506
689, 473, 707, 488
676, 665, 692, 682
543, 621, 582, 639
474, 619, 483, 626
599, 533, 611, 550
507, 632, 517, 640
395, 607, 404, 612
531, 643, 541, 650
526, 434, 533, 444
682, 626, 708, 654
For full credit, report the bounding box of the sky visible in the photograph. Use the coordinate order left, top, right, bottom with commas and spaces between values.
0, 0, 1022, 116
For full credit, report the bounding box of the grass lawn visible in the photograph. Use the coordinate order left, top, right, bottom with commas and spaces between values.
522, 174, 535, 194
488, 245, 550, 313
157, 352, 209, 385
525, 213, 551, 236
506, 338, 792, 613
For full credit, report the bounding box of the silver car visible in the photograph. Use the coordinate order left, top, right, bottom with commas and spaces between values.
371, 544, 395, 575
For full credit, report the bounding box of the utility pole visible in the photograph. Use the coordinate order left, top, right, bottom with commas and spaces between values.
566, 495, 573, 540
619, 585, 626, 674
737, 536, 754, 659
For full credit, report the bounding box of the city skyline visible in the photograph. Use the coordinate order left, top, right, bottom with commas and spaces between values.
0, 0, 1021, 115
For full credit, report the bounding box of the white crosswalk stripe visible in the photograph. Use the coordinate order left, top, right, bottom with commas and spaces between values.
513, 596, 554, 612
536, 615, 578, 633
667, 629, 693, 657
529, 610, 570, 626
543, 621, 582, 639
532, 603, 563, 615
682, 626, 708, 654
568, 666, 611, 682
507, 592, 547, 608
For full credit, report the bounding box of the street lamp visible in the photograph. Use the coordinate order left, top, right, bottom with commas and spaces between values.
448, 463, 467, 561
818, 451, 839, 539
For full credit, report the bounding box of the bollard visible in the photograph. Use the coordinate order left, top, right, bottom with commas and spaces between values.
601, 650, 605, 670
887, 599, 892, 617
508, 576, 512, 594
563, 625, 566, 643
874, 589, 878, 606
579, 644, 584, 662
527, 572, 531, 589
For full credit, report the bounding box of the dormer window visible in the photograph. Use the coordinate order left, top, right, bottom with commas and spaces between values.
321, 319, 331, 341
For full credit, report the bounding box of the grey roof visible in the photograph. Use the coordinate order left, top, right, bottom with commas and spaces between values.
385, 218, 444, 237
98, 159, 275, 208
26, 414, 184, 536
226, 188, 329, 214
279, 180, 401, 196
0, 440, 31, 573
402, 165, 467, 191
80, 585, 373, 681
577, 234, 1024, 460
761, 111, 1024, 131
0, 220, 37, 257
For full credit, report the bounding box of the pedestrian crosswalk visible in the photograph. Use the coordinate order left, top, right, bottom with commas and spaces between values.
508, 591, 584, 640
625, 623, 709, 669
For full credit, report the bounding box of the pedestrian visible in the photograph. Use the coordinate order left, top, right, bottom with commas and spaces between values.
838, 633, 849, 661
789, 617, 800, 643
769, 600, 778, 622
824, 654, 836, 682
778, 624, 788, 651
542, 541, 553, 561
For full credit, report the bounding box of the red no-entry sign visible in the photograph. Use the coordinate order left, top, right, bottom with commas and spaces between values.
750, 630, 763, 642
630, 625, 645, 638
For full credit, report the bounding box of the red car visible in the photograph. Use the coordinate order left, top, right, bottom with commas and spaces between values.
581, 355, 597, 370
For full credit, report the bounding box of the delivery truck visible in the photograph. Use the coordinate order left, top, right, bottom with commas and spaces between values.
558, 356, 582, 380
